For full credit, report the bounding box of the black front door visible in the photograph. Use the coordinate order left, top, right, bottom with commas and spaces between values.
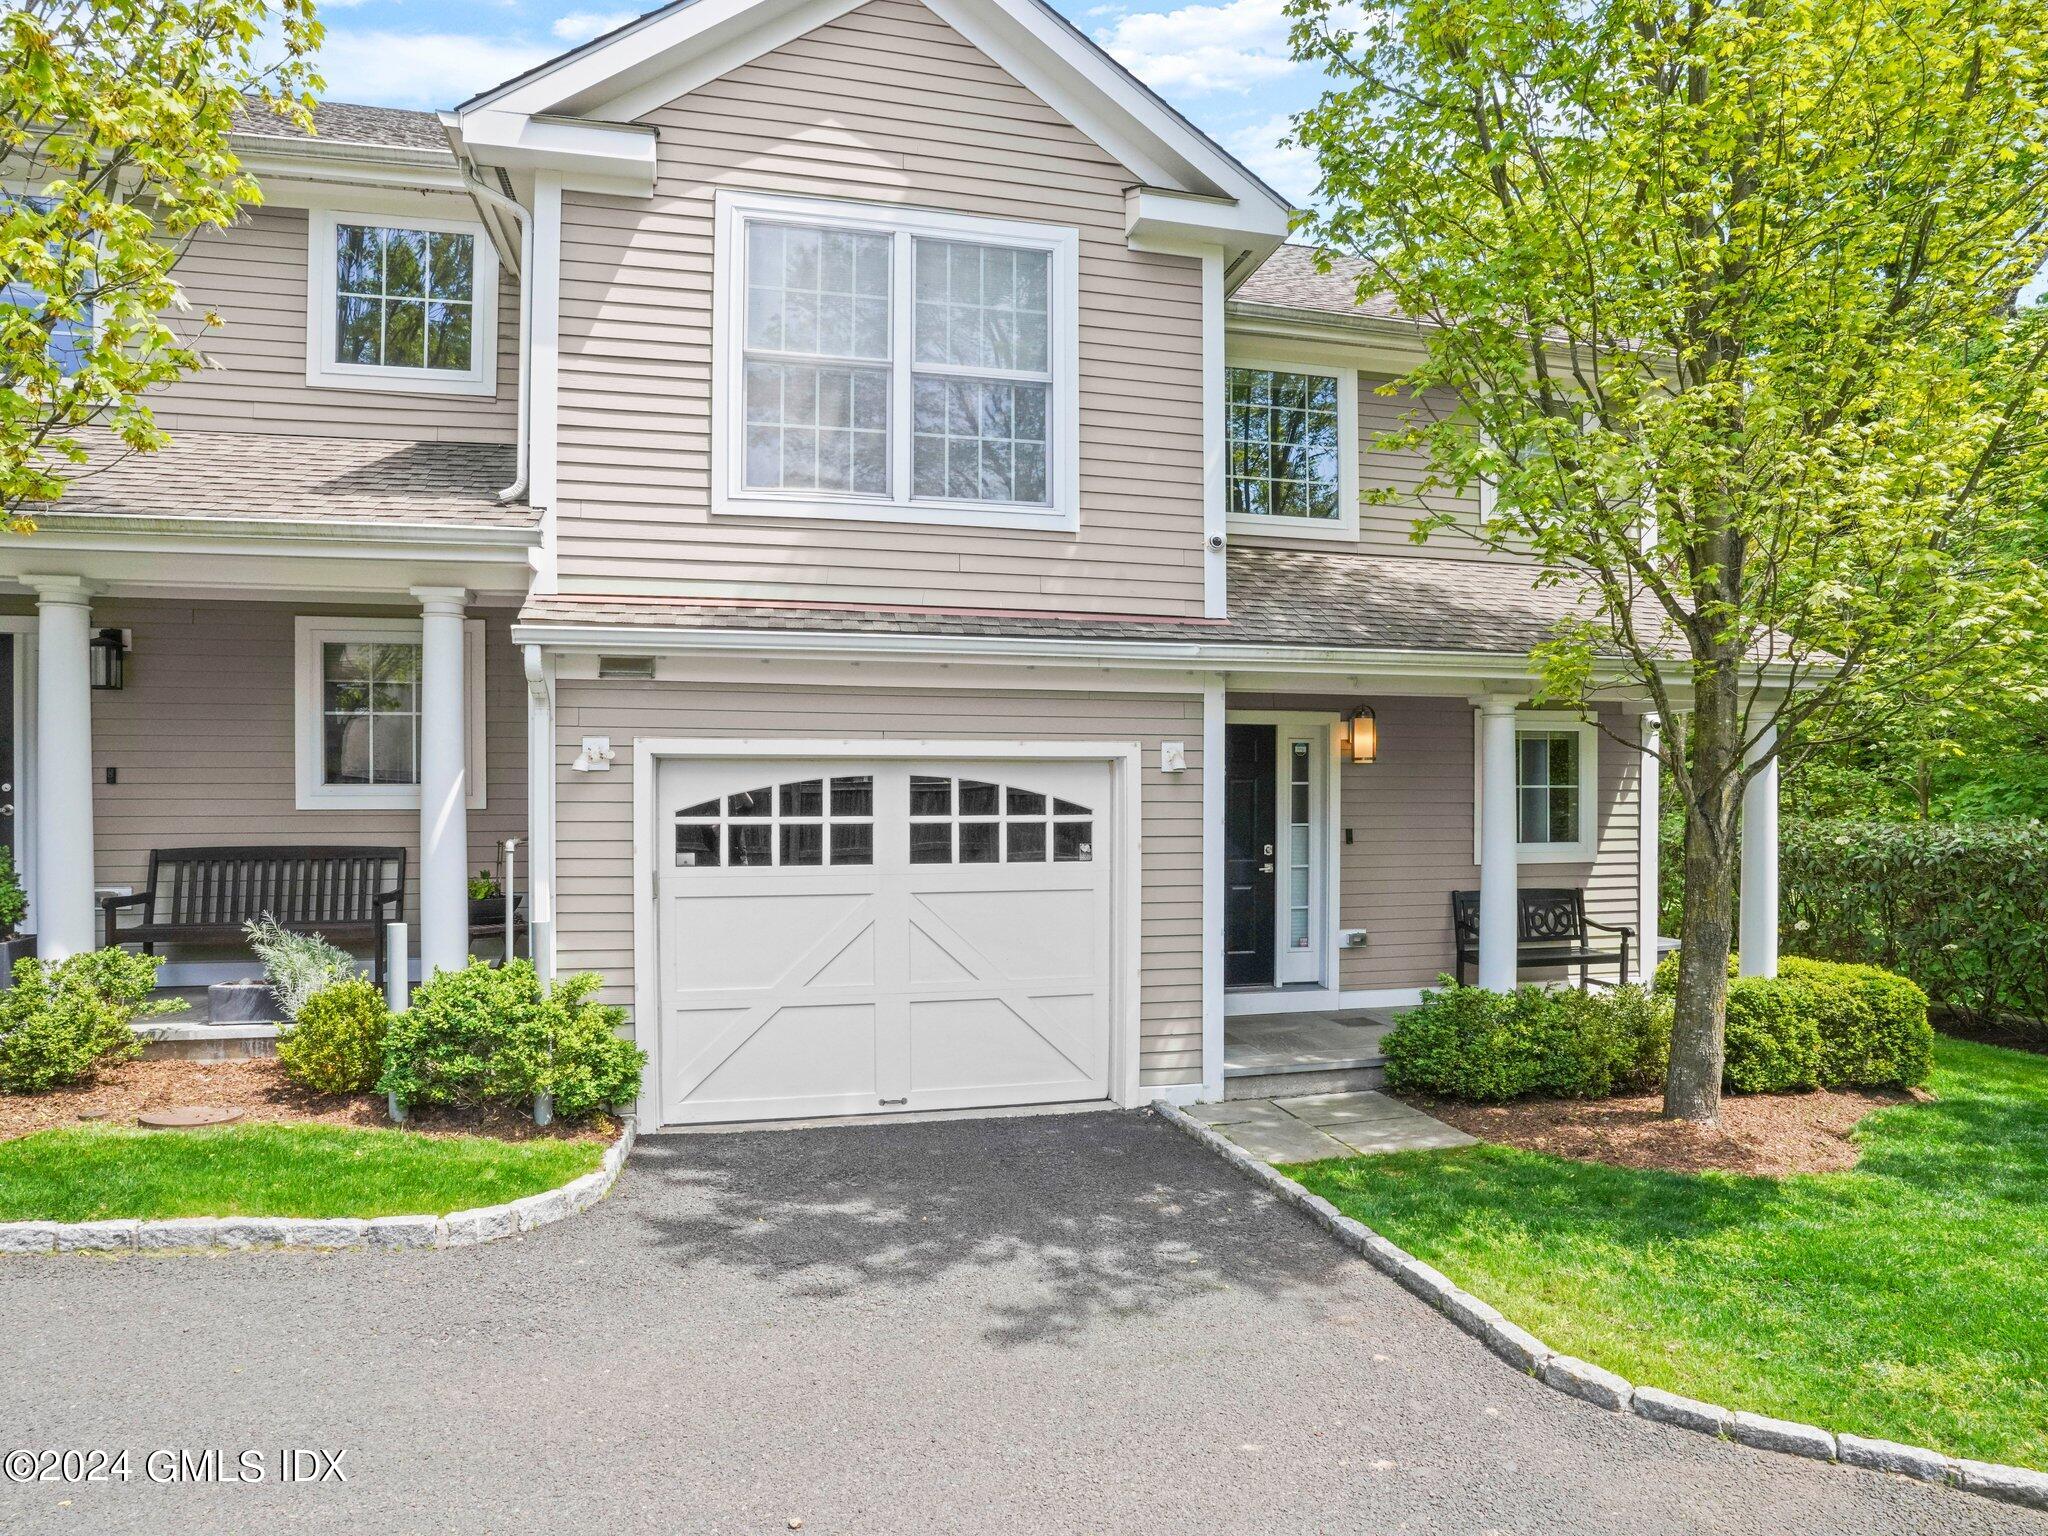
0, 633, 15, 857
1225, 723, 1276, 987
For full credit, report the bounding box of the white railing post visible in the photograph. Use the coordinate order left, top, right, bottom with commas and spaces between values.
503, 837, 518, 967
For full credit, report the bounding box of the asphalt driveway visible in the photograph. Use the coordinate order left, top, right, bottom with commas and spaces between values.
3, 1107, 2041, 1534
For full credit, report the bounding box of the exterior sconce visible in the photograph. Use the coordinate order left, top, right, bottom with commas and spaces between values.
1345, 704, 1378, 765
89, 627, 127, 691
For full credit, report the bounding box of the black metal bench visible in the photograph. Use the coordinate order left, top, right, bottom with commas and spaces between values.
1451, 888, 1633, 988
102, 846, 406, 984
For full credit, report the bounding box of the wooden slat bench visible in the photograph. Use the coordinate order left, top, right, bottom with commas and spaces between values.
1451, 887, 1634, 988
102, 846, 406, 984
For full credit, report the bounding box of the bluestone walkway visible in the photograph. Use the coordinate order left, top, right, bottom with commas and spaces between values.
1191, 1087, 1477, 1162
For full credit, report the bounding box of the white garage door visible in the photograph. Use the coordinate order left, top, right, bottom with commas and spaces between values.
654, 756, 1115, 1125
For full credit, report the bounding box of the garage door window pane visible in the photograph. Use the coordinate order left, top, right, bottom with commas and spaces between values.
780, 823, 824, 866
959, 779, 999, 816
731, 824, 773, 866
729, 787, 773, 818
779, 779, 824, 817
831, 823, 873, 865
675, 824, 720, 868
1006, 822, 1046, 862
910, 822, 952, 864
1054, 821, 1092, 862
911, 776, 951, 816
677, 797, 720, 818
959, 822, 999, 863
1005, 787, 1046, 816
831, 776, 873, 816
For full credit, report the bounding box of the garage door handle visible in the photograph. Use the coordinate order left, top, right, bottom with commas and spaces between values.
879, 1097, 907, 1106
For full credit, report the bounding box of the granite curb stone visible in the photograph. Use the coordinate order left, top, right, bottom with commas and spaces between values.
1150, 1098, 2043, 1517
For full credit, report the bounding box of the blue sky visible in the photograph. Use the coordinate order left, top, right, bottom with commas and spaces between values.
302, 0, 1332, 204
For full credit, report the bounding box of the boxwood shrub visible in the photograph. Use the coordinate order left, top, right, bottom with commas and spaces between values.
276, 977, 389, 1095
378, 960, 644, 1119
1652, 951, 1932, 1090
1381, 980, 1671, 1103
0, 949, 177, 1093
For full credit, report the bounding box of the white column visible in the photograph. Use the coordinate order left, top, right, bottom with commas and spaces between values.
413, 586, 469, 978
1476, 695, 1521, 992
26, 575, 95, 960
1739, 723, 1779, 977
1638, 712, 1661, 970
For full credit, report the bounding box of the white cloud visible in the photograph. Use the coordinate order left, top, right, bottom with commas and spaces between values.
313, 29, 557, 108
1093, 0, 1301, 95
1222, 113, 1318, 205
550, 10, 640, 42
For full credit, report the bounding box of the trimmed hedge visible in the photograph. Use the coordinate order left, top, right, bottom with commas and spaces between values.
276, 977, 389, 1095
1652, 952, 1932, 1090
1780, 818, 2048, 1033
1382, 981, 1671, 1103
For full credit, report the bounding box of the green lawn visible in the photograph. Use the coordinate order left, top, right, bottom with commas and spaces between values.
0, 1122, 606, 1222
1284, 1038, 2048, 1470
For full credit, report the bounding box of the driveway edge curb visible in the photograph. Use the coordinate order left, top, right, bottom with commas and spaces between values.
1149, 1100, 2048, 1515
0, 1114, 637, 1257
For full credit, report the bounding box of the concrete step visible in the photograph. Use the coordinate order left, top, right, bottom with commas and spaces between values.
1224, 1061, 1385, 1100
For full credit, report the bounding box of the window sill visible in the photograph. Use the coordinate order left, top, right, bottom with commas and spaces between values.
1226, 515, 1360, 544
713, 495, 1079, 534
1513, 843, 1597, 865
296, 783, 425, 813
303, 364, 497, 399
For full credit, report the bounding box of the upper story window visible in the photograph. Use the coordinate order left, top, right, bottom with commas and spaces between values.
1224, 356, 1359, 542
305, 208, 498, 397
715, 191, 1079, 532
1, 193, 92, 377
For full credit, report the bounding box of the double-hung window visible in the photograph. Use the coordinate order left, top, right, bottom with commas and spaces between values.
1223, 356, 1358, 541
294, 617, 487, 810
716, 191, 1079, 530
1471, 710, 1599, 863
306, 207, 498, 396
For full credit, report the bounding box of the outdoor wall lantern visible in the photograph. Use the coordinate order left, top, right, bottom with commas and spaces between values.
1344, 704, 1379, 765
89, 627, 127, 691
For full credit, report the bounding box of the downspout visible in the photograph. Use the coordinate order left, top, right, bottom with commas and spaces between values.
522, 643, 556, 983
462, 170, 533, 506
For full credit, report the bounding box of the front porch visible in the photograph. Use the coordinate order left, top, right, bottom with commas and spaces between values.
1224, 1005, 1404, 1099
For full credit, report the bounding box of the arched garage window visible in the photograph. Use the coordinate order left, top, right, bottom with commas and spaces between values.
675, 776, 875, 868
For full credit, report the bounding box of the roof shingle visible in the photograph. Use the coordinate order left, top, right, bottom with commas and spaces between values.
516, 546, 1614, 657
230, 98, 451, 154
49, 431, 536, 530
1233, 243, 1406, 320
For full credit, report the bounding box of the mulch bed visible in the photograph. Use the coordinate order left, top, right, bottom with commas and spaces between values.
0, 1057, 616, 1145
1400, 1083, 1927, 1176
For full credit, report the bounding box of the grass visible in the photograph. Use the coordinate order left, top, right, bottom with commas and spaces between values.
1283, 1037, 2048, 1470
0, 1122, 606, 1222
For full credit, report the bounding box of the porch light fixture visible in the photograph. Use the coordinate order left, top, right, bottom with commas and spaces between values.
89, 627, 126, 691
1345, 704, 1378, 765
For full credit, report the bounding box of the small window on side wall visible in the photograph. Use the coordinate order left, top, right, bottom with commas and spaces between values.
1470, 710, 1599, 864
306, 208, 497, 396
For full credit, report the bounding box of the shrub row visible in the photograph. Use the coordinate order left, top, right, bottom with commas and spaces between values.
1387, 953, 1932, 1104
277, 959, 645, 1122
1779, 818, 2048, 1033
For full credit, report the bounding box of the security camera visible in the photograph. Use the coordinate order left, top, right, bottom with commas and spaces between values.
1206, 531, 1226, 551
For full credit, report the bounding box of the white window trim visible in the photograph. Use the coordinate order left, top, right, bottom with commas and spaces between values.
293, 616, 487, 812
710, 189, 1082, 533
304, 207, 500, 397
1221, 349, 1359, 543
1472, 709, 1599, 864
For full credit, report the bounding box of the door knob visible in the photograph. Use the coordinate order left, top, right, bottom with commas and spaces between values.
1259, 862, 1275, 874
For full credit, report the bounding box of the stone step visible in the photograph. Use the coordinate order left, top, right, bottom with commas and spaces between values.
1224, 1061, 1385, 1100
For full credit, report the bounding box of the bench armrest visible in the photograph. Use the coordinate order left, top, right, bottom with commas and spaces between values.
373, 888, 404, 914
1581, 916, 1635, 939
100, 892, 148, 917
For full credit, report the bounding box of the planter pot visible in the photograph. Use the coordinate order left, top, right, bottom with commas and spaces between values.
468, 896, 506, 926
209, 979, 282, 1025
0, 932, 36, 989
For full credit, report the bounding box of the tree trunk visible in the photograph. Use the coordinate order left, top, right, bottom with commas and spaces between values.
1665, 661, 1745, 1125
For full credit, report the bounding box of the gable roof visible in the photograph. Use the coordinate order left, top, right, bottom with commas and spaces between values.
452, 0, 1290, 228
230, 97, 451, 154
1233, 243, 1405, 320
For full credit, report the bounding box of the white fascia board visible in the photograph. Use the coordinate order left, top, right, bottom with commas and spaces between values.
27, 512, 539, 551
451, 110, 657, 197
233, 139, 466, 189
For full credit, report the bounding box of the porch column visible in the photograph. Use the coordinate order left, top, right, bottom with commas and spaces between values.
1638, 712, 1660, 970
25, 575, 95, 959
1738, 724, 1779, 977
1475, 695, 1520, 992
413, 586, 469, 978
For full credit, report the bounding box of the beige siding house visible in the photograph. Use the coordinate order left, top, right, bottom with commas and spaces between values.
0, 0, 1768, 1126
